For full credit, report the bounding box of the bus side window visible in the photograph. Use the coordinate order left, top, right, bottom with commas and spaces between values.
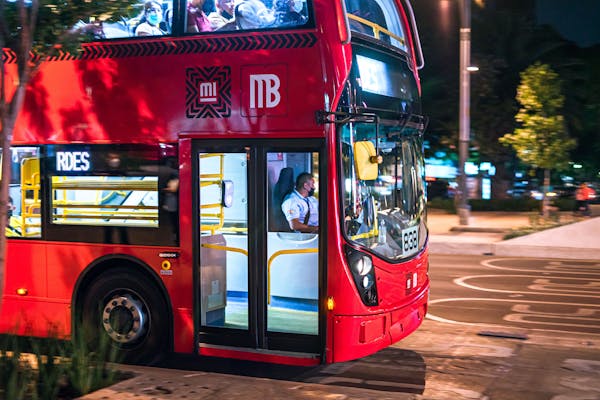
164, 7, 173, 32
4, 148, 42, 238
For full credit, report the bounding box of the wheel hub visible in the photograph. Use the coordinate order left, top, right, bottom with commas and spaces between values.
102, 294, 147, 344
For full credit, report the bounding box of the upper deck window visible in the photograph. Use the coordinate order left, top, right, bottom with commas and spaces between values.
73, 0, 174, 39
344, 0, 407, 51
74, 0, 310, 41
186, 0, 309, 32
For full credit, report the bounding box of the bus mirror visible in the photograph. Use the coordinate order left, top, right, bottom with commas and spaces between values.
222, 180, 234, 208
354, 141, 381, 180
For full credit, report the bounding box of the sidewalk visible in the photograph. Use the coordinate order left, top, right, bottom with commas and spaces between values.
78, 210, 600, 400
427, 208, 600, 260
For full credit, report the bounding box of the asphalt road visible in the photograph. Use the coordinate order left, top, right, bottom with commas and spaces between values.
84, 254, 600, 399
397, 254, 600, 399
427, 254, 600, 336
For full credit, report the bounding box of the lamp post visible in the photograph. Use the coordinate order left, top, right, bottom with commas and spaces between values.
457, 0, 471, 225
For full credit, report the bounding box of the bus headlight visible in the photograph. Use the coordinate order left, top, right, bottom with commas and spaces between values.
346, 246, 378, 306
362, 275, 373, 289
354, 255, 372, 276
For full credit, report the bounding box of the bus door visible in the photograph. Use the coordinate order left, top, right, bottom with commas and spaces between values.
193, 141, 322, 358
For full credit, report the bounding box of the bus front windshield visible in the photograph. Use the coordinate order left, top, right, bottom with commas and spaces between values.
340, 120, 427, 261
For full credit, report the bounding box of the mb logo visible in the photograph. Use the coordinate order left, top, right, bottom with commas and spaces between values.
249, 74, 280, 109
242, 65, 287, 117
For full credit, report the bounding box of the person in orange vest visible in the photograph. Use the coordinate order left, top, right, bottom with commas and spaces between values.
574, 182, 595, 216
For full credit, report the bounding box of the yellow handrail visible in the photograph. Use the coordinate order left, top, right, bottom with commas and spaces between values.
51, 180, 157, 190
20, 157, 41, 236
199, 153, 228, 234
198, 244, 317, 306
267, 248, 318, 305
200, 243, 249, 257
347, 14, 406, 45
52, 202, 156, 209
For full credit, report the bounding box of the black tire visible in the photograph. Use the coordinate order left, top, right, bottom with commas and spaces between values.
78, 270, 169, 365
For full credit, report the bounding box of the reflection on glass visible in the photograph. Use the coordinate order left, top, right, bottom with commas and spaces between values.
51, 176, 159, 227
266, 152, 319, 335
5, 147, 41, 238
344, 0, 407, 50
199, 153, 249, 329
75, 0, 310, 40
341, 121, 426, 261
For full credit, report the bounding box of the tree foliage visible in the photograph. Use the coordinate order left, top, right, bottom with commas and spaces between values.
412, 1, 600, 192
500, 62, 575, 170
0, 0, 132, 307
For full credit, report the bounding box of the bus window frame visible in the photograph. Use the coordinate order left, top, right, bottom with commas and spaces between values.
42, 144, 179, 247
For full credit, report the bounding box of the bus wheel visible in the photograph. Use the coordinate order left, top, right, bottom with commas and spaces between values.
80, 270, 169, 365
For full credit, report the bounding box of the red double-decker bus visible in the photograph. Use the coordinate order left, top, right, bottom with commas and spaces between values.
1, 0, 428, 365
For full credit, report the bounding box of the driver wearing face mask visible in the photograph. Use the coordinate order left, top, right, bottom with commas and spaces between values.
281, 172, 319, 234
135, 1, 167, 36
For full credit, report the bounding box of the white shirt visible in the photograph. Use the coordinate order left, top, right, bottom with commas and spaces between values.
281, 189, 318, 228
135, 22, 164, 36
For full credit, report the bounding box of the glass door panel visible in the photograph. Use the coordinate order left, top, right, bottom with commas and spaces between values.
199, 152, 249, 330
266, 152, 319, 335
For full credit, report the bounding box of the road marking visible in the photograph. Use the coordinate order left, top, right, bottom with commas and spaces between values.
481, 258, 600, 275
427, 297, 600, 335
503, 314, 600, 328
454, 275, 600, 298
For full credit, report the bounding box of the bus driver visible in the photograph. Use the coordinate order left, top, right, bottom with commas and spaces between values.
281, 172, 319, 233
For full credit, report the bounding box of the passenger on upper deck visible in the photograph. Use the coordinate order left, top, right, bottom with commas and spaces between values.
187, 0, 214, 32
135, 1, 167, 36
273, 0, 307, 26
234, 0, 276, 30
208, 0, 237, 30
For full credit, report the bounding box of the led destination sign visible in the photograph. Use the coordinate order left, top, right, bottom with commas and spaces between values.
56, 151, 91, 172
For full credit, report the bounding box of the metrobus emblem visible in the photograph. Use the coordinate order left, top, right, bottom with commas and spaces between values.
249, 74, 280, 109
198, 82, 218, 103
186, 66, 231, 118
242, 65, 287, 117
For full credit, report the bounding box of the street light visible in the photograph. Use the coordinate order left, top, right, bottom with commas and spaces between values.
457, 0, 472, 225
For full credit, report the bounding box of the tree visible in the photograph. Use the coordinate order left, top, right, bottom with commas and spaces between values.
0, 0, 132, 308
500, 62, 576, 215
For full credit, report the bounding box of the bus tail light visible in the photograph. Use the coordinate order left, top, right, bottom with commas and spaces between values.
345, 246, 378, 306
16, 288, 28, 296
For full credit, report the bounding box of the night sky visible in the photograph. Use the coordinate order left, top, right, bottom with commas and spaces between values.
536, 0, 600, 47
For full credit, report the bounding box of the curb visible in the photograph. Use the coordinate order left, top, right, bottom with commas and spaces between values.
428, 242, 495, 256
449, 226, 509, 234
493, 243, 600, 260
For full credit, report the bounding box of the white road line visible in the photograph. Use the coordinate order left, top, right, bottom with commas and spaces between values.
454, 275, 600, 298
429, 297, 600, 307
426, 297, 600, 335
481, 258, 600, 275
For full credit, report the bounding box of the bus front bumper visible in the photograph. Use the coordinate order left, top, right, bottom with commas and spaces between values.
329, 288, 428, 363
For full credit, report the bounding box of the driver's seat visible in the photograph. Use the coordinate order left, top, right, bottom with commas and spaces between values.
270, 167, 294, 231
